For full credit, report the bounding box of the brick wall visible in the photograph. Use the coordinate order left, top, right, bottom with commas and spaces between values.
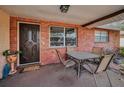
10, 16, 120, 65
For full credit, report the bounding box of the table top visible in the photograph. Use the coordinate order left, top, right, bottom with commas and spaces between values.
67, 51, 100, 60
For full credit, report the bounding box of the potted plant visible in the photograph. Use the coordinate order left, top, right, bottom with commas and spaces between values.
3, 49, 22, 74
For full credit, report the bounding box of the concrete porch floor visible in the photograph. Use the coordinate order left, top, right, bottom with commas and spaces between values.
0, 63, 124, 87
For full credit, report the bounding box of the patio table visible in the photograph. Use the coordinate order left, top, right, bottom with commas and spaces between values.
67, 51, 101, 78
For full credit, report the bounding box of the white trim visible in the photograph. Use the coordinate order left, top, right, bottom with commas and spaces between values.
49, 26, 77, 48
49, 26, 51, 48
17, 22, 41, 66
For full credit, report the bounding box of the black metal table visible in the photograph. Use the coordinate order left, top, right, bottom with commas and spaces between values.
67, 51, 101, 78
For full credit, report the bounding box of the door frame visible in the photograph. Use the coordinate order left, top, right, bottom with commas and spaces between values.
17, 22, 41, 66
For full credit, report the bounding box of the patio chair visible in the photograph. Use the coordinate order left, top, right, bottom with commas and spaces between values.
88, 47, 103, 64
84, 54, 114, 87
92, 47, 103, 55
66, 46, 75, 52
55, 49, 76, 68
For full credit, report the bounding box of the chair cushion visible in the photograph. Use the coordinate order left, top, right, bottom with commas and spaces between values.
96, 54, 114, 73
65, 60, 76, 68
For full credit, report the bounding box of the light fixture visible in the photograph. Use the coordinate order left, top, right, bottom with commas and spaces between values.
60, 5, 70, 13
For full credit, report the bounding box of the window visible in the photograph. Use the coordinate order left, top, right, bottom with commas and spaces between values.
65, 28, 77, 46
95, 31, 109, 42
50, 27, 64, 47
50, 26, 77, 47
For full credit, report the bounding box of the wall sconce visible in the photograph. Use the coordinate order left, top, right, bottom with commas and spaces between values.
60, 5, 70, 13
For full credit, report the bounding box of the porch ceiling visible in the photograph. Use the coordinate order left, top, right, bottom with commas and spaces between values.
0, 5, 124, 27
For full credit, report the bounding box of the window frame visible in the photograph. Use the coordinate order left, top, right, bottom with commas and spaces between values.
49, 26, 77, 48
94, 30, 109, 43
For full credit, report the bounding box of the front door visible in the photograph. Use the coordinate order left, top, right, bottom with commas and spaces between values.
19, 23, 40, 65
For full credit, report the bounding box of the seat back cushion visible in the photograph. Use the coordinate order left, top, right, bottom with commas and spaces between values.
92, 47, 103, 55
95, 54, 114, 73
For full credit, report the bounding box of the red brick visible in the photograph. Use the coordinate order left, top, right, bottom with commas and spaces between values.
10, 16, 120, 65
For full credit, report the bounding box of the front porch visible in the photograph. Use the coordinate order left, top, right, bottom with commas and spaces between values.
0, 63, 124, 87
0, 5, 124, 87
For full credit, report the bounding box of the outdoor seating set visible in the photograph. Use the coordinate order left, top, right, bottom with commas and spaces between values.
55, 47, 119, 86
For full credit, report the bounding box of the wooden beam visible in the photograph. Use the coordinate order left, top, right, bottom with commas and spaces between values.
82, 9, 124, 27
93, 27, 120, 32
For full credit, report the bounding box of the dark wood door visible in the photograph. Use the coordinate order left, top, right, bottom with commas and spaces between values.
19, 23, 40, 65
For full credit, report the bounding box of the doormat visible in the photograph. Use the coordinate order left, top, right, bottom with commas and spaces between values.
19, 65, 41, 73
